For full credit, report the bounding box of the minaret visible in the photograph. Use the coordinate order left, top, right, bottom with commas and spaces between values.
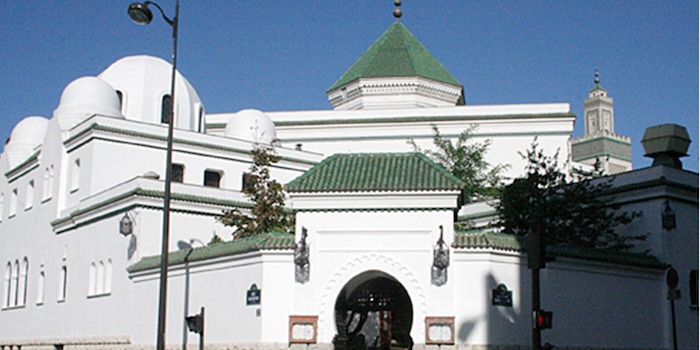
570, 69, 632, 174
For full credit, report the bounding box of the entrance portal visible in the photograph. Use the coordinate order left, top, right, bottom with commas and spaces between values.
333, 271, 413, 350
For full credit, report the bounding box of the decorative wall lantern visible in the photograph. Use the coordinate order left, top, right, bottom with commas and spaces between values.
432, 225, 450, 286
662, 200, 676, 231
119, 212, 134, 236
294, 227, 310, 283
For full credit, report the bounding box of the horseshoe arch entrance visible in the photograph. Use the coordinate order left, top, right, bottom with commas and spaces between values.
333, 270, 413, 350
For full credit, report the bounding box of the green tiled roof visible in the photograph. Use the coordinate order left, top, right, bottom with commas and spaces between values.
453, 230, 666, 269
589, 83, 607, 93
127, 232, 294, 273
286, 153, 465, 193
328, 22, 462, 92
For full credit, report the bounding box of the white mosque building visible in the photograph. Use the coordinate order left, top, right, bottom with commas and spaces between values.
0, 12, 697, 350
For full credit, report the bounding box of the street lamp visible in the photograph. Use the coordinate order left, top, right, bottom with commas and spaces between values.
177, 239, 205, 350
127, 2, 179, 350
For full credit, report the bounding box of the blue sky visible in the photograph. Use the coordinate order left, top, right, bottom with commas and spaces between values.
1, 1, 697, 171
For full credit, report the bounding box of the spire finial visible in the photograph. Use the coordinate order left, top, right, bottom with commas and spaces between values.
393, 0, 403, 21
594, 67, 600, 85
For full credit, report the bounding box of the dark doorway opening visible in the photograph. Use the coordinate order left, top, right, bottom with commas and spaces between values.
333, 271, 413, 350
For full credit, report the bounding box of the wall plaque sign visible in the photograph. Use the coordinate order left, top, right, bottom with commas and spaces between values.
492, 284, 513, 307
246, 284, 261, 305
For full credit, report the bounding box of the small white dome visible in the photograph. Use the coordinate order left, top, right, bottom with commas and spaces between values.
53, 76, 123, 131
225, 109, 277, 144
98, 55, 204, 131
4, 116, 49, 168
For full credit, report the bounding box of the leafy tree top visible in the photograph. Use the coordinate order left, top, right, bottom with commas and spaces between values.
496, 141, 644, 251
218, 144, 294, 239
410, 125, 507, 203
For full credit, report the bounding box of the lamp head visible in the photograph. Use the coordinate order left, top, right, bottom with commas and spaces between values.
128, 3, 154, 25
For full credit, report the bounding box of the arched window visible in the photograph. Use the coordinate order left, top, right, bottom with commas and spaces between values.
70, 159, 81, 192
9, 188, 17, 217
18, 258, 28, 306
0, 193, 4, 223
3, 262, 10, 308
58, 264, 67, 302
43, 165, 54, 201
37, 269, 45, 305
116, 90, 124, 113
25, 180, 34, 210
96, 261, 105, 295
11, 260, 19, 307
104, 260, 112, 294
161, 94, 172, 124
88, 263, 96, 296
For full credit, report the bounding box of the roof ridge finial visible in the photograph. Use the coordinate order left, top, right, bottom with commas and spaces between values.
594, 67, 600, 85
393, 0, 403, 21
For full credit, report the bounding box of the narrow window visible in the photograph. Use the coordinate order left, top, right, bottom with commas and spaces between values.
9, 189, 17, 217
11, 260, 19, 307
88, 263, 96, 296
242, 172, 255, 192
691, 270, 698, 307
96, 261, 105, 295
204, 170, 222, 188
3, 263, 10, 308
43, 165, 54, 201
116, 90, 124, 113
0, 193, 4, 223
19, 258, 28, 306
171, 164, 184, 183
37, 269, 45, 305
161, 94, 172, 124
25, 180, 34, 210
104, 260, 112, 294
58, 265, 67, 302
197, 105, 205, 133
70, 159, 81, 192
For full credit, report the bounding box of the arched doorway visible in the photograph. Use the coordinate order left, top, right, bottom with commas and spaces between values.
333, 271, 413, 350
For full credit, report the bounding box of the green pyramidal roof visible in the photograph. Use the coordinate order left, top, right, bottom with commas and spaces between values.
328, 22, 462, 92
286, 152, 465, 193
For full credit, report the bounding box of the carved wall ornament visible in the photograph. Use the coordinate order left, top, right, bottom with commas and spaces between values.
432, 225, 449, 286
295, 227, 310, 283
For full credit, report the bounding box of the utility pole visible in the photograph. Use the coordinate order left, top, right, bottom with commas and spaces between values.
528, 221, 553, 350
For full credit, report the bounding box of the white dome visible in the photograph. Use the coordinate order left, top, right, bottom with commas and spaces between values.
4, 116, 49, 168
98, 55, 204, 132
53, 76, 123, 131
225, 109, 277, 144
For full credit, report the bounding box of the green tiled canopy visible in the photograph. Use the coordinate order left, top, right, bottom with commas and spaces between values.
286, 153, 465, 193
328, 22, 462, 92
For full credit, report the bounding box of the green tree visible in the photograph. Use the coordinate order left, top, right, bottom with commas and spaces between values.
218, 145, 294, 238
496, 141, 644, 251
410, 125, 507, 202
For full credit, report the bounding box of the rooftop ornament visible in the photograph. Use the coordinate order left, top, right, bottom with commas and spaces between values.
393, 0, 403, 21
641, 124, 691, 169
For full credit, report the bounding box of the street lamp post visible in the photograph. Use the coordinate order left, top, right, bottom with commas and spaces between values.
127, 2, 179, 350
177, 239, 205, 350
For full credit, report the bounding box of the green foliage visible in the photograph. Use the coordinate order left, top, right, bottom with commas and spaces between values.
208, 233, 224, 245
218, 145, 294, 239
496, 141, 644, 251
410, 125, 507, 202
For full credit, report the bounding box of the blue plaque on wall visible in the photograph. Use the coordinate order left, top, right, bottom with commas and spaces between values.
247, 284, 261, 305
492, 284, 512, 307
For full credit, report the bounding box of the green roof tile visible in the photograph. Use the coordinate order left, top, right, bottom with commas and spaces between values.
286, 153, 465, 193
127, 232, 295, 273
328, 22, 462, 92
453, 230, 666, 269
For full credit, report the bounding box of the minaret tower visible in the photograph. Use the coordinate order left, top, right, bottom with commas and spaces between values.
570, 69, 632, 174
